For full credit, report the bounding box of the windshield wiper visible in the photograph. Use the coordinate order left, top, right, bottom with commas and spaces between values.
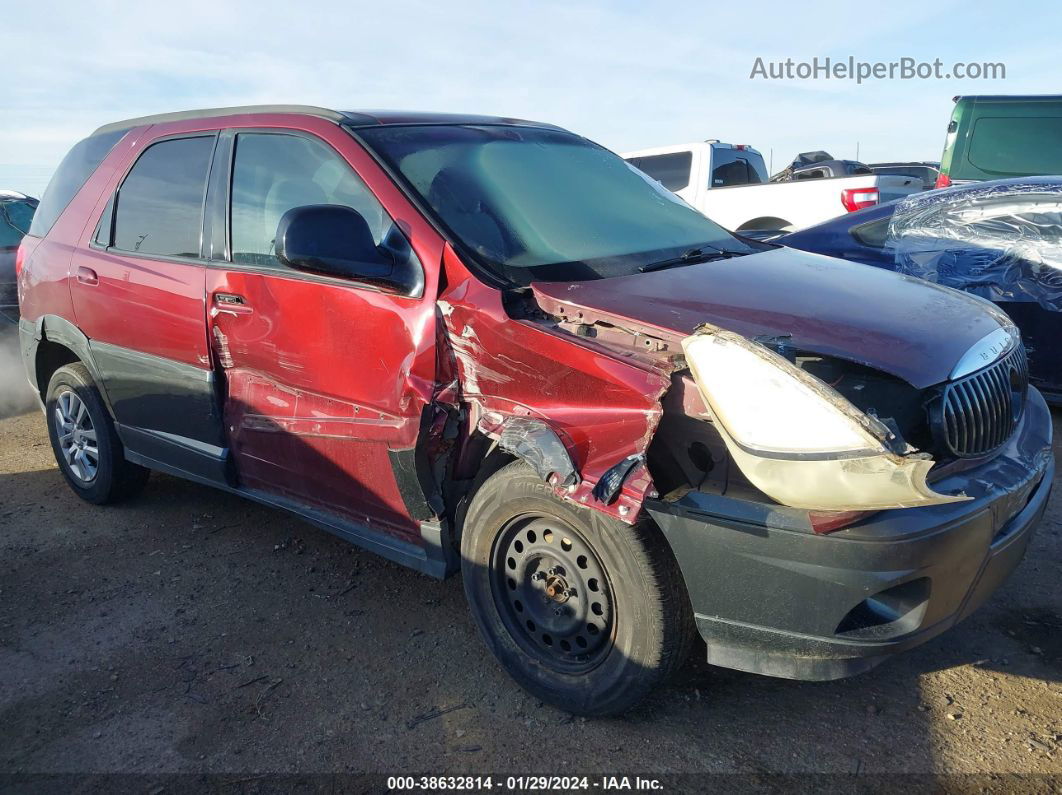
638, 246, 747, 273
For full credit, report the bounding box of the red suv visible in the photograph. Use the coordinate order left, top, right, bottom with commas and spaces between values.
17, 106, 1054, 714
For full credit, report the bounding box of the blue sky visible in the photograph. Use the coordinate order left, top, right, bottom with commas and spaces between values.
2, 0, 1058, 197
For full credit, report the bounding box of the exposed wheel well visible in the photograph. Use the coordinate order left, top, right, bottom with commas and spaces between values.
737, 216, 793, 233
450, 442, 517, 546
34, 340, 80, 402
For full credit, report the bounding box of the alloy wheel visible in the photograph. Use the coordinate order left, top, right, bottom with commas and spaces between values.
54, 390, 99, 483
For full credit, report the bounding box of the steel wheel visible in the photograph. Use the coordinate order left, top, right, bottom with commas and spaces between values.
463, 461, 696, 714
53, 389, 99, 483
491, 514, 615, 673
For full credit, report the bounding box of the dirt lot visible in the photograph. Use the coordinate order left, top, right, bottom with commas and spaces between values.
1, 329, 1061, 790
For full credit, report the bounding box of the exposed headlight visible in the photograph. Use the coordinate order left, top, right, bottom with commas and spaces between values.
682, 326, 970, 512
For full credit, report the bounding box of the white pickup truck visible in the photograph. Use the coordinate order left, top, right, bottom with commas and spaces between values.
622, 141, 923, 235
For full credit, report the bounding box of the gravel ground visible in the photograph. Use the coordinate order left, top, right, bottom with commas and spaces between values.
1, 329, 1061, 790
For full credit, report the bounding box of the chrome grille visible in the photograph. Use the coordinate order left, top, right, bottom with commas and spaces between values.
940, 343, 1028, 458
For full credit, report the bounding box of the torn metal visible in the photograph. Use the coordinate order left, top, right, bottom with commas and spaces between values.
433, 244, 674, 524
681, 324, 970, 512
496, 417, 579, 487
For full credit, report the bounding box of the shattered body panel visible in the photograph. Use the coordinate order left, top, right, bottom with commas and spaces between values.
438, 246, 671, 522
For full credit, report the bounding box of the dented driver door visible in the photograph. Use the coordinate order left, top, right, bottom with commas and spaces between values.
203, 124, 442, 543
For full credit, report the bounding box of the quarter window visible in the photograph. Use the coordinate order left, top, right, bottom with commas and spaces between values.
625, 152, 692, 192
709, 150, 768, 187
230, 133, 392, 268
851, 216, 890, 248
28, 130, 126, 238
113, 136, 215, 258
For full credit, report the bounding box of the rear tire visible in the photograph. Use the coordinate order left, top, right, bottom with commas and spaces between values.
45, 363, 149, 504
461, 460, 695, 715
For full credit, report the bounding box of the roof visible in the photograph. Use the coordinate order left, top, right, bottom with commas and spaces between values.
952, 94, 1062, 103
868, 161, 940, 168
341, 110, 562, 130
0, 189, 33, 201
91, 105, 561, 137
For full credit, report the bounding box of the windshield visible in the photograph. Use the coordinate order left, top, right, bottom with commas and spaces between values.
357, 125, 756, 284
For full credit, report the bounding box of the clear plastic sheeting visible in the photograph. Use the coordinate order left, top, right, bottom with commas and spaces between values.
886, 177, 1062, 311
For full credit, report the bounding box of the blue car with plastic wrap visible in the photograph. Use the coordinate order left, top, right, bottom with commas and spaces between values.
779, 177, 1062, 401
1, 190, 38, 324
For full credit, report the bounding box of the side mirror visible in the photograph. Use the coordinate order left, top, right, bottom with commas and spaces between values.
275, 204, 403, 288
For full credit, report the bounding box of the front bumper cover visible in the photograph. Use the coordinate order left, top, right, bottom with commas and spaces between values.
646, 387, 1054, 681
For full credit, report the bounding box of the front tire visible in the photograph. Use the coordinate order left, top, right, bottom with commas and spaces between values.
45, 363, 148, 504
461, 461, 695, 715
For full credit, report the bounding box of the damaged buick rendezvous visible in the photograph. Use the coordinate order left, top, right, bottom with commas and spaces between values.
17, 106, 1053, 714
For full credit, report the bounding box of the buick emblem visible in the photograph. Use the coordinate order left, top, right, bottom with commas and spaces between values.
949, 327, 1018, 380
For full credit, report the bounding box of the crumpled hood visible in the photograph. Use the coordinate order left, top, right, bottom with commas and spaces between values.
531, 246, 1009, 389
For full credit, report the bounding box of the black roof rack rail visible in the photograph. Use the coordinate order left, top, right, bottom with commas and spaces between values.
91, 104, 352, 136
89, 105, 565, 138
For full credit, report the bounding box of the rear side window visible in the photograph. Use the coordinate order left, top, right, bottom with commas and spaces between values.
112, 136, 215, 258
626, 152, 692, 191
710, 150, 766, 187
229, 132, 391, 267
28, 130, 126, 238
967, 117, 1062, 176
851, 216, 890, 248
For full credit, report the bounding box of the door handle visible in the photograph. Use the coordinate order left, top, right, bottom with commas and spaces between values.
212, 292, 253, 316
76, 266, 99, 286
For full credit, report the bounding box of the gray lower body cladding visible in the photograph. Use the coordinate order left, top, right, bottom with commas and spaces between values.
647, 387, 1054, 681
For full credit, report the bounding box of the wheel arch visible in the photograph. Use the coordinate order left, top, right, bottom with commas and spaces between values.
450, 413, 662, 547
737, 216, 793, 233
26, 315, 109, 410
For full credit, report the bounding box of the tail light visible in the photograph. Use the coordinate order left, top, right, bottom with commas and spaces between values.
841, 187, 879, 212
935, 173, 952, 189
14, 241, 27, 276
809, 509, 872, 535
